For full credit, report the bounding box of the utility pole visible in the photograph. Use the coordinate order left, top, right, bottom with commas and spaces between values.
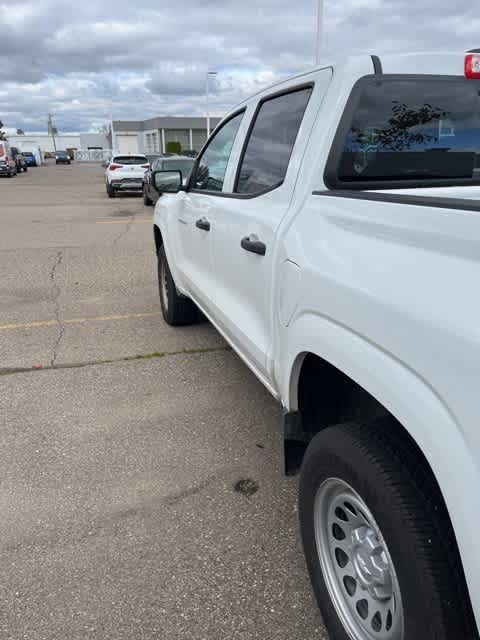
206, 71, 218, 138
48, 114, 57, 152
316, 0, 324, 65
110, 95, 114, 152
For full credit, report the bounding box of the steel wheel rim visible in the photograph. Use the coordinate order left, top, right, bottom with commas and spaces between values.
314, 478, 404, 640
160, 256, 169, 311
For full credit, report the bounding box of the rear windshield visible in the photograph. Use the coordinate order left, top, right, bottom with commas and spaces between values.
327, 75, 480, 188
160, 159, 194, 174
113, 156, 147, 165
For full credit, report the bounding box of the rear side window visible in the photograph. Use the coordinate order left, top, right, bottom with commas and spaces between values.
113, 156, 147, 165
326, 75, 480, 188
235, 87, 312, 195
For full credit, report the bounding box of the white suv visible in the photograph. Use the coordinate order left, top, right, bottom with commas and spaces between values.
105, 154, 149, 198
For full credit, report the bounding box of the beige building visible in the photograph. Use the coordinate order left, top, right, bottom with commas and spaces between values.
112, 116, 222, 155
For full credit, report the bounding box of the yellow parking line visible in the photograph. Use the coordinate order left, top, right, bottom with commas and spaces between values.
95, 219, 152, 224
0, 311, 161, 331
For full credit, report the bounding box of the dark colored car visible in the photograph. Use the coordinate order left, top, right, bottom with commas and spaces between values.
23, 152, 37, 167
14, 153, 28, 173
143, 156, 195, 206
145, 154, 164, 167
55, 150, 71, 165
0, 159, 16, 177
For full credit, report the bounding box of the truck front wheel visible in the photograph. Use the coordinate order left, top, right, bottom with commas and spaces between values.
158, 245, 197, 326
299, 418, 475, 640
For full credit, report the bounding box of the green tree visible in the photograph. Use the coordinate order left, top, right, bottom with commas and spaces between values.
166, 141, 181, 154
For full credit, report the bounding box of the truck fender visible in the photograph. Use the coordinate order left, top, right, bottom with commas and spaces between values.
279, 311, 480, 624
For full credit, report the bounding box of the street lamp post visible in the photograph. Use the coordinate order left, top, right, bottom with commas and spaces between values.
110, 105, 114, 153
206, 71, 218, 139
316, 0, 324, 65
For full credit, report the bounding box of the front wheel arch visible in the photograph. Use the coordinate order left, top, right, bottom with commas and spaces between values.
153, 224, 162, 255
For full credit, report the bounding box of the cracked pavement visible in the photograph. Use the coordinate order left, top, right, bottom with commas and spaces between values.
49, 250, 64, 367
0, 163, 326, 640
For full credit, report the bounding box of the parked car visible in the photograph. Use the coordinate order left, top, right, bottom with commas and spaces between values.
104, 154, 149, 198
55, 150, 71, 165
10, 148, 27, 173
145, 153, 164, 168
152, 51, 480, 640
23, 151, 37, 167
143, 156, 194, 206
14, 153, 27, 173
0, 140, 17, 177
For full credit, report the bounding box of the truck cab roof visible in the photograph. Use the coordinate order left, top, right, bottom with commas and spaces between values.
234, 51, 472, 112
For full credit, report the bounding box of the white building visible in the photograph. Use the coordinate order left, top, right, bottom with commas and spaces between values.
6, 132, 109, 155
113, 116, 222, 155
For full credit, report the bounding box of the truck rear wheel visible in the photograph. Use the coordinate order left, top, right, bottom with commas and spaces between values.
299, 418, 475, 640
158, 245, 197, 326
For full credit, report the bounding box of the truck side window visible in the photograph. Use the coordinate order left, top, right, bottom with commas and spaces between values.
235, 87, 312, 195
193, 111, 244, 192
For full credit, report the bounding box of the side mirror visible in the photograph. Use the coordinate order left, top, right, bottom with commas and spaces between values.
152, 170, 183, 194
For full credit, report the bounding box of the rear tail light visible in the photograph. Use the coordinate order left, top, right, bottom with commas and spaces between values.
142, 164, 150, 169
465, 54, 480, 78
109, 163, 123, 170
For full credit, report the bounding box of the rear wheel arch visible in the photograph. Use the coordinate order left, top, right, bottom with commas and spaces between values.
288, 350, 477, 634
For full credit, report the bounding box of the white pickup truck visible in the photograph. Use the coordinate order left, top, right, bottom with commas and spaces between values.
152, 51, 480, 640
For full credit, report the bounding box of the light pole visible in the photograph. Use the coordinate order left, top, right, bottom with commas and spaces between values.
107, 85, 115, 153
110, 103, 114, 152
48, 113, 57, 152
316, 0, 324, 65
206, 71, 218, 139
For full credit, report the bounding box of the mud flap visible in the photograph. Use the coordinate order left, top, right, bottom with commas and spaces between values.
284, 410, 311, 476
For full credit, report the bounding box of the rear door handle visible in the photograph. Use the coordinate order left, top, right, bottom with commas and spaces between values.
240, 235, 266, 256
195, 217, 211, 231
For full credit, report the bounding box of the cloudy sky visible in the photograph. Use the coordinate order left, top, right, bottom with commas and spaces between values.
0, 0, 479, 133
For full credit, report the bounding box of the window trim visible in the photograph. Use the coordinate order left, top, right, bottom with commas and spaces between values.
188, 83, 315, 200
324, 74, 480, 191
188, 107, 246, 195
232, 82, 314, 197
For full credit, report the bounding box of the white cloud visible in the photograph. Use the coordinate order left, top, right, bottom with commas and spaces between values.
0, 0, 477, 131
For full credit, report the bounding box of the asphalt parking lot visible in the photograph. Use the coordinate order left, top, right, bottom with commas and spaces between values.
0, 162, 326, 640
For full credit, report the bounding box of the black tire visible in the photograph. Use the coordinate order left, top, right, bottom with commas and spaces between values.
143, 186, 153, 206
107, 183, 116, 198
24, 166, 28, 172
157, 244, 197, 326
299, 418, 476, 640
